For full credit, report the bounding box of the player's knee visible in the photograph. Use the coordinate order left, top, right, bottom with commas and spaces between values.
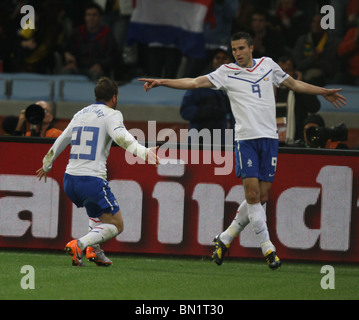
245, 189, 260, 204
115, 220, 124, 234
243, 178, 260, 204
110, 210, 124, 234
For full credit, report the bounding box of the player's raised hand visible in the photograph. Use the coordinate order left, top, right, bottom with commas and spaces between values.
138, 78, 161, 92
322, 88, 347, 109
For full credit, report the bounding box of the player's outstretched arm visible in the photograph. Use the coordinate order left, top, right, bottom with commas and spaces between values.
282, 76, 347, 109
138, 76, 214, 92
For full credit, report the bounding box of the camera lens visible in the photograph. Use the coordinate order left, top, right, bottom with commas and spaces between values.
25, 104, 45, 125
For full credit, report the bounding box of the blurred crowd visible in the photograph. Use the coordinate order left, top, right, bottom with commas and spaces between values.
0, 0, 358, 85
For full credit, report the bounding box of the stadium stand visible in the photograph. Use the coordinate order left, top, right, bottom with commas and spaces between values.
0, 73, 358, 147
60, 79, 95, 102
0, 79, 7, 100
10, 79, 54, 101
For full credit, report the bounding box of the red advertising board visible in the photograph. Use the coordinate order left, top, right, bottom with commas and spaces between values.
0, 137, 358, 263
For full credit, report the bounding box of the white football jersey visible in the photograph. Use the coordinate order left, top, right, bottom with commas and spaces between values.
206, 57, 289, 141
42, 103, 148, 180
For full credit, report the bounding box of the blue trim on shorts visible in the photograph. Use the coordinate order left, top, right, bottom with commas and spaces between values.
234, 138, 278, 182
64, 173, 120, 218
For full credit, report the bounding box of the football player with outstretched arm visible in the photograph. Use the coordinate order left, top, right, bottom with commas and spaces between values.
139, 32, 346, 269
37, 77, 160, 266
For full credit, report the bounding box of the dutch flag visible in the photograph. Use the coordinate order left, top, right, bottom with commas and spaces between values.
127, 0, 213, 59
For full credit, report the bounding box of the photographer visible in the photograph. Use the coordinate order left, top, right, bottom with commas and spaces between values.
13, 101, 62, 138
289, 113, 349, 149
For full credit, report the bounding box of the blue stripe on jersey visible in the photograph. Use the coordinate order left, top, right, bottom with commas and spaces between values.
228, 69, 273, 84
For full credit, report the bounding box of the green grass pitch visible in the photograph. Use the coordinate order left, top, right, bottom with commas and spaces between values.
0, 250, 358, 300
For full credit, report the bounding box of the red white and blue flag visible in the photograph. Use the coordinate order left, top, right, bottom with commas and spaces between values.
127, 0, 213, 58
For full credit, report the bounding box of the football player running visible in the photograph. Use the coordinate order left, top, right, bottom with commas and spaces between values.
37, 77, 160, 266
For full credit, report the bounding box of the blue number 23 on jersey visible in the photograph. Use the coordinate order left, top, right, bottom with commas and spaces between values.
70, 126, 99, 161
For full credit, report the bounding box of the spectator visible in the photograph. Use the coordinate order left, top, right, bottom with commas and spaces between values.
296, 0, 323, 29
61, 2, 116, 81
347, 0, 359, 28
92, 0, 134, 80
127, 0, 213, 78
276, 56, 321, 144
293, 13, 340, 86
183, 0, 239, 77
335, 18, 359, 86
10, 0, 66, 74
144, 44, 183, 79
98, 0, 133, 60
204, 0, 239, 53
249, 8, 285, 61
270, 0, 308, 50
329, 0, 349, 38
0, 0, 23, 72
180, 47, 234, 145
2, 116, 19, 135
13, 100, 62, 138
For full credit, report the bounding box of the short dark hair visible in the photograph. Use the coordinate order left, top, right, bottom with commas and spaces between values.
231, 32, 253, 47
85, 2, 104, 16
250, 7, 269, 21
94, 77, 118, 102
277, 55, 296, 68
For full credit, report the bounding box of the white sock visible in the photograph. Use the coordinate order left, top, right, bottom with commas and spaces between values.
89, 218, 101, 232
247, 202, 275, 256
77, 223, 118, 250
88, 218, 101, 250
220, 200, 250, 245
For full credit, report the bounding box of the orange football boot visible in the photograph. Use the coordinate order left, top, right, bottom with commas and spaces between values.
64, 240, 84, 266
86, 246, 113, 267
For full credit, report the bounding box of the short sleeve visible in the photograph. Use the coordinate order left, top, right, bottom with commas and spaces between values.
268, 58, 289, 87
206, 65, 229, 90
106, 110, 125, 133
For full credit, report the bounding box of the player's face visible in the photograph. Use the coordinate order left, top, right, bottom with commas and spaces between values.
231, 39, 254, 68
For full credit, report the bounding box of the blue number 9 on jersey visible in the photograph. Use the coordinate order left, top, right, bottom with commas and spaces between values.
252, 84, 261, 98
